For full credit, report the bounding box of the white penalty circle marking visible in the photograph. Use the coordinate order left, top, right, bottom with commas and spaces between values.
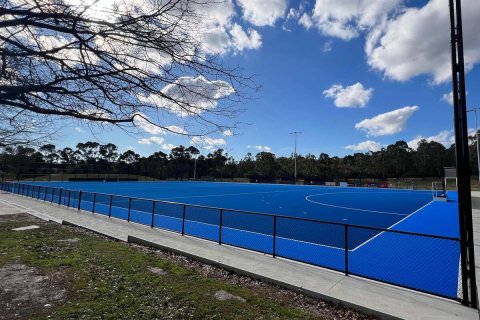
305, 192, 411, 216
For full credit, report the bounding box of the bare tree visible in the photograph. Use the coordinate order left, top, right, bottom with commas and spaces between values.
0, 106, 55, 146
0, 0, 253, 145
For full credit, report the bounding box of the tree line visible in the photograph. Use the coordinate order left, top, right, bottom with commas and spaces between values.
2, 137, 479, 183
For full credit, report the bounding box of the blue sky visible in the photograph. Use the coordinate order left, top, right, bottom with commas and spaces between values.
54, 0, 480, 159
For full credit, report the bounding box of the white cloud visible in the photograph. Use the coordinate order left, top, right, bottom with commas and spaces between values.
192, 0, 263, 55
298, 13, 313, 30
248, 145, 272, 152
323, 82, 373, 108
298, 0, 480, 84
237, 0, 288, 26
74, 127, 85, 133
286, 8, 300, 20
165, 125, 187, 135
161, 143, 176, 151
191, 136, 227, 151
133, 115, 188, 135
366, 0, 480, 84
138, 76, 235, 117
304, 0, 401, 40
133, 114, 164, 135
138, 136, 176, 150
345, 140, 382, 152
223, 129, 234, 136
407, 130, 455, 150
321, 40, 333, 53
355, 106, 419, 136
441, 91, 454, 106
230, 23, 262, 52
138, 136, 165, 145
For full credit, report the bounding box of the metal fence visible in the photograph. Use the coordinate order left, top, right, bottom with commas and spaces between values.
0, 181, 463, 303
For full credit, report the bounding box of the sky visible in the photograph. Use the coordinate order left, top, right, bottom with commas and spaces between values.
53, 0, 480, 159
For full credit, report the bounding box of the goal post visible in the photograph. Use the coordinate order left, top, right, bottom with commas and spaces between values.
432, 181, 446, 200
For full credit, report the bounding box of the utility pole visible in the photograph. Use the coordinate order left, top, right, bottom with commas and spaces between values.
467, 108, 480, 184
289, 131, 301, 184
449, 0, 477, 307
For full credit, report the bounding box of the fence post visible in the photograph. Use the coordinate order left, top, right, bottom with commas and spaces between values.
181, 205, 186, 236
273, 215, 277, 257
150, 201, 156, 228
219, 209, 223, 245
127, 197, 132, 222
345, 225, 349, 276
50, 188, 55, 203
92, 193, 97, 213
78, 191, 82, 210
108, 195, 113, 218
67, 190, 71, 207
44, 187, 48, 201
58, 188, 63, 205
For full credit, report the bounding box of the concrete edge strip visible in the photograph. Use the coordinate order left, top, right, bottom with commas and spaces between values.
0, 198, 63, 224
127, 235, 402, 320
61, 220, 128, 242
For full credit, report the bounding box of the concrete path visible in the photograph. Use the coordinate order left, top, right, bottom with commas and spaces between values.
0, 192, 478, 320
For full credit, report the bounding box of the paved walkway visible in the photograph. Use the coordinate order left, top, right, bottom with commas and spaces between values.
0, 192, 478, 320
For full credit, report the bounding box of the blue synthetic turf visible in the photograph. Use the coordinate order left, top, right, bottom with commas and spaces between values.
21, 181, 460, 299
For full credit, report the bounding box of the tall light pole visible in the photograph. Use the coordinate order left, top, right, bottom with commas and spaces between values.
289, 131, 301, 184
467, 108, 480, 184
193, 157, 198, 180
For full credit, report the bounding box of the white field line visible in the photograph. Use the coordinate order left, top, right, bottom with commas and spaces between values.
305, 194, 407, 216
349, 200, 434, 252
160, 189, 314, 200
143, 188, 431, 201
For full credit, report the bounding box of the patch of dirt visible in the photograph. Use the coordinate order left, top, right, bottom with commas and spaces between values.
56, 238, 80, 243
148, 266, 167, 275
214, 289, 246, 303
0, 264, 68, 320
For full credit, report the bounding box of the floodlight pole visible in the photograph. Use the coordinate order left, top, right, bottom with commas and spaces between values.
467, 108, 480, 184
193, 157, 197, 180
290, 131, 301, 184
449, 0, 477, 307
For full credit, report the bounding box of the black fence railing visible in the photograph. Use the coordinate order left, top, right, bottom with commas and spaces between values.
0, 182, 463, 303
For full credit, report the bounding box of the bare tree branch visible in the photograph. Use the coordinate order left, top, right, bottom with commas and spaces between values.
0, 0, 256, 145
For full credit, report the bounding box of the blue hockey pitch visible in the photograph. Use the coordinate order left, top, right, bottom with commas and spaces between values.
25, 181, 461, 299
